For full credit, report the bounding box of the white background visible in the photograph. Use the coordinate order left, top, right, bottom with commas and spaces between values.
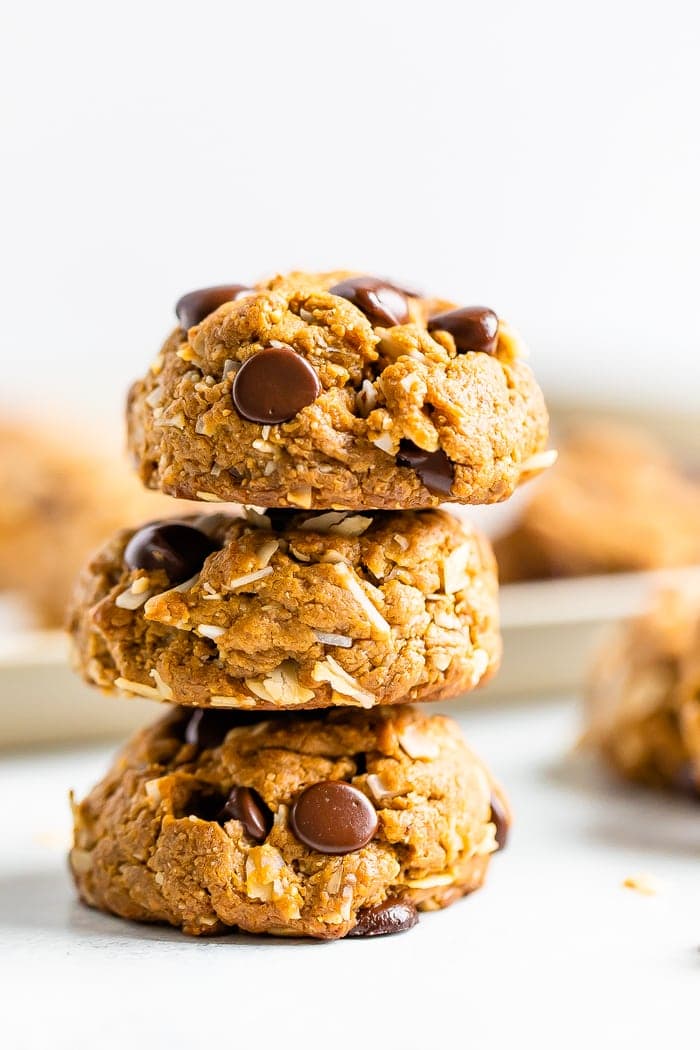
1, 0, 699, 435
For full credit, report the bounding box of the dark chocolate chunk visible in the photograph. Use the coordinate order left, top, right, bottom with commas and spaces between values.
232, 346, 321, 424
329, 276, 410, 327
123, 522, 219, 585
427, 306, 499, 354
396, 441, 454, 497
217, 786, 272, 841
290, 781, 378, 854
348, 898, 419, 937
490, 792, 510, 850
184, 708, 262, 751
175, 285, 254, 329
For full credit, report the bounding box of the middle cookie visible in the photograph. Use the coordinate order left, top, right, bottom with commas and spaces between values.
69, 507, 500, 710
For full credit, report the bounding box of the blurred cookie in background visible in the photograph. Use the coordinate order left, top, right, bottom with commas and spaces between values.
585, 589, 700, 795
494, 422, 700, 581
0, 420, 194, 628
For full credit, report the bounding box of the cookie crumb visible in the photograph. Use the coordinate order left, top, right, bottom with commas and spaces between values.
622, 873, 660, 896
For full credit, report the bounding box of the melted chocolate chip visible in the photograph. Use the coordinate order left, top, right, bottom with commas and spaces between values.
123, 522, 219, 585
217, 786, 272, 841
231, 346, 321, 424
175, 285, 254, 330
490, 792, 510, 850
348, 898, 419, 938
427, 306, 499, 355
184, 708, 262, 751
396, 441, 454, 497
329, 276, 410, 327
290, 781, 378, 854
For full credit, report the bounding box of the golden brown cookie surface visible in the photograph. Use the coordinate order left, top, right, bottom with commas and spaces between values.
127, 271, 549, 510
70, 705, 509, 939
68, 507, 500, 710
0, 420, 194, 626
586, 590, 700, 794
496, 423, 700, 581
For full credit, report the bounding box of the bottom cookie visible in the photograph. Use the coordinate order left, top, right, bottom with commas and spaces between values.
70, 705, 510, 940
586, 590, 700, 795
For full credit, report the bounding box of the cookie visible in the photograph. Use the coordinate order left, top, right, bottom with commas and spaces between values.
127, 271, 550, 511
586, 590, 700, 794
68, 507, 500, 710
70, 704, 510, 939
495, 422, 700, 582
0, 420, 193, 627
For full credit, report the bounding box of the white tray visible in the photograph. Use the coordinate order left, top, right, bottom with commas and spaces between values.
2, 565, 699, 748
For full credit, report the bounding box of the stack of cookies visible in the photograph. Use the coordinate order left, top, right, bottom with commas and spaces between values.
68, 270, 551, 939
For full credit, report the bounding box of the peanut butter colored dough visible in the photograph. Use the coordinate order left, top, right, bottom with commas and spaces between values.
68, 507, 500, 710
127, 271, 550, 511
70, 704, 509, 939
495, 422, 700, 582
586, 590, 700, 794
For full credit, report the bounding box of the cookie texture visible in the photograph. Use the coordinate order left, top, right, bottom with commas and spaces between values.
70, 705, 509, 939
127, 271, 550, 510
586, 590, 700, 794
496, 422, 700, 582
0, 420, 192, 627
68, 507, 500, 710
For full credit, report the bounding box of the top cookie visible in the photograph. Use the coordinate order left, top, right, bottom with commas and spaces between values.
127, 271, 550, 510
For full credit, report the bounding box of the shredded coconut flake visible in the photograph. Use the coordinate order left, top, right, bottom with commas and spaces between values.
196, 491, 226, 502
441, 543, 473, 594
245, 661, 315, 706
149, 668, 174, 700
313, 630, 353, 649
198, 624, 226, 640
287, 486, 313, 508
115, 677, 162, 700
392, 532, 409, 551
311, 655, 375, 708
255, 539, 279, 567
398, 724, 441, 760
520, 448, 559, 475
333, 562, 391, 640
372, 433, 395, 454
404, 873, 455, 889
366, 773, 403, 802
355, 379, 378, 417
115, 582, 153, 610
227, 565, 273, 590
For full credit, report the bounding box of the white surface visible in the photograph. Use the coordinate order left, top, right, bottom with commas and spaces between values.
1, 696, 697, 1050
1, 0, 700, 426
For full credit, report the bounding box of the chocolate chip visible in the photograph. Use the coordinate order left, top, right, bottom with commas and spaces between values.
175, 285, 254, 330
348, 898, 419, 937
231, 346, 321, 424
490, 792, 510, 850
186, 787, 227, 822
217, 786, 271, 841
396, 441, 454, 497
184, 708, 262, 751
427, 306, 499, 355
290, 781, 378, 854
329, 276, 410, 327
123, 522, 219, 585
